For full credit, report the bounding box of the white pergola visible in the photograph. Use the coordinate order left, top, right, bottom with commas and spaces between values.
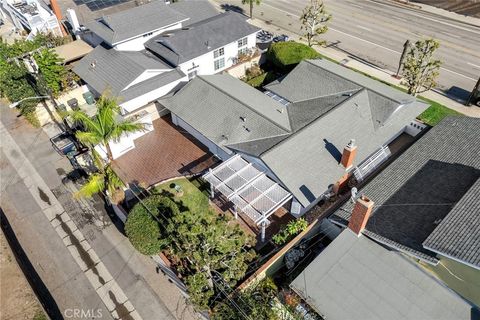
203, 155, 292, 241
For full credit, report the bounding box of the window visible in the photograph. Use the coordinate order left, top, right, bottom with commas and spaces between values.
188, 70, 198, 80
213, 47, 224, 59
214, 58, 225, 71
238, 37, 248, 48
238, 47, 248, 56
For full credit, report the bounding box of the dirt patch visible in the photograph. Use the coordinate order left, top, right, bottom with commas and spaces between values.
0, 229, 45, 320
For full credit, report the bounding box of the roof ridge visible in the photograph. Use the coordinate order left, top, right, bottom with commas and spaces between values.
290, 88, 362, 104
262, 88, 367, 157
306, 59, 412, 104
226, 133, 291, 147
198, 76, 292, 132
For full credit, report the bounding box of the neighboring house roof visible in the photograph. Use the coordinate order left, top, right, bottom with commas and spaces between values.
53, 40, 93, 63
73, 45, 185, 103
160, 75, 290, 152
423, 178, 480, 269
331, 117, 480, 266
291, 230, 476, 320
86, 1, 188, 45
169, 0, 219, 26
160, 59, 429, 208
145, 11, 260, 66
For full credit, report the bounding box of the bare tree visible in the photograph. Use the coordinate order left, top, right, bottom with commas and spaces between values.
401, 39, 442, 96
300, 0, 331, 47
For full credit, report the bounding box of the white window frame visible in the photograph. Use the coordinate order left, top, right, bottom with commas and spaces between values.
214, 58, 225, 71
238, 37, 248, 48
213, 47, 224, 59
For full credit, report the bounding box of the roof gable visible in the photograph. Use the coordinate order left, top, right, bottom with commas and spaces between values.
87, 1, 188, 45
146, 11, 260, 65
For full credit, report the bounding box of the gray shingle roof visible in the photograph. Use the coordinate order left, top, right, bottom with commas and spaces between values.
169, 0, 219, 26
159, 75, 290, 150
161, 59, 428, 207
331, 117, 480, 265
261, 88, 428, 207
145, 11, 260, 65
266, 59, 416, 105
73, 45, 185, 103
423, 178, 480, 268
86, 1, 188, 45
291, 230, 476, 320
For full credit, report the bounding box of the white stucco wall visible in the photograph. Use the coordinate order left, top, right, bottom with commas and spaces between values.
178, 33, 257, 76
119, 76, 187, 114
113, 22, 184, 51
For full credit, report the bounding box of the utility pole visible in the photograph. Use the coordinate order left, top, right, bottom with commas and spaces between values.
17, 54, 83, 150
465, 76, 480, 106
394, 40, 410, 79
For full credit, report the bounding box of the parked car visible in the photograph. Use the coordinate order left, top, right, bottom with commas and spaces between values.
272, 34, 289, 43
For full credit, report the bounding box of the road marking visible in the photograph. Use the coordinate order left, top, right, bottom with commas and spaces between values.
357, 25, 372, 32
261, 0, 477, 82
467, 62, 480, 70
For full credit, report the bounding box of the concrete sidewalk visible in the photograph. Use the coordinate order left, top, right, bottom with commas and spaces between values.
245, 17, 480, 118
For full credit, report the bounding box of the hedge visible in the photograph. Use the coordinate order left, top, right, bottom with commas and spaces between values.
125, 195, 179, 255
267, 41, 321, 71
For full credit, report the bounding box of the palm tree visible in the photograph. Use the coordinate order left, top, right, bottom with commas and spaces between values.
242, 0, 261, 19
69, 94, 145, 202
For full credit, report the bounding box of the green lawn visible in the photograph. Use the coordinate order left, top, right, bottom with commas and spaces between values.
267, 41, 321, 70
417, 96, 463, 126
153, 177, 211, 214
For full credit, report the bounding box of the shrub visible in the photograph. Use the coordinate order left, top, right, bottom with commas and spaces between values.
125, 195, 179, 255
267, 41, 321, 71
272, 218, 308, 245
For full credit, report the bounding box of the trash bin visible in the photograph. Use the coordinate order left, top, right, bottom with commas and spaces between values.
67, 98, 79, 111
82, 92, 95, 105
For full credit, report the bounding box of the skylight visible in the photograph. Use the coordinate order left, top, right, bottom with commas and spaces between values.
264, 91, 291, 106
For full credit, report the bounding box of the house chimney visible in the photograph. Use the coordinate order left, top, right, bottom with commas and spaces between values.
340, 139, 357, 169
50, 0, 67, 36
348, 195, 374, 235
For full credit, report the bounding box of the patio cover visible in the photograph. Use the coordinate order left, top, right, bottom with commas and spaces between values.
203, 155, 292, 227
53, 40, 93, 64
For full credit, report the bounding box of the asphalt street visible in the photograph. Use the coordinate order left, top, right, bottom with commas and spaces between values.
215, 0, 480, 95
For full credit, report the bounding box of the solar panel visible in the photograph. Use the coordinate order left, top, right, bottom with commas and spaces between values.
73, 0, 134, 11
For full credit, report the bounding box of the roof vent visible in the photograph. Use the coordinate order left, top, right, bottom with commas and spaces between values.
240, 116, 246, 122
243, 125, 250, 132
205, 40, 211, 49
90, 60, 96, 69
343, 92, 353, 97
277, 108, 284, 113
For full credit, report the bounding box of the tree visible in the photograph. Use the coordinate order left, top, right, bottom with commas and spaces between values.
34, 49, 66, 97
242, 0, 261, 19
300, 0, 331, 47
401, 39, 441, 96
125, 196, 179, 255
165, 209, 256, 310
212, 278, 278, 320
267, 41, 321, 71
69, 95, 145, 201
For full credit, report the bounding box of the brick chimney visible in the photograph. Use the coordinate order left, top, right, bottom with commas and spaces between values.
50, 0, 67, 36
340, 139, 357, 169
348, 195, 374, 235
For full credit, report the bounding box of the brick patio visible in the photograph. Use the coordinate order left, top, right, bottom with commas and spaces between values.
113, 115, 218, 187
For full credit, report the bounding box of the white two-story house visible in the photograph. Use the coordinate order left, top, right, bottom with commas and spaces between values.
72, 0, 260, 159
